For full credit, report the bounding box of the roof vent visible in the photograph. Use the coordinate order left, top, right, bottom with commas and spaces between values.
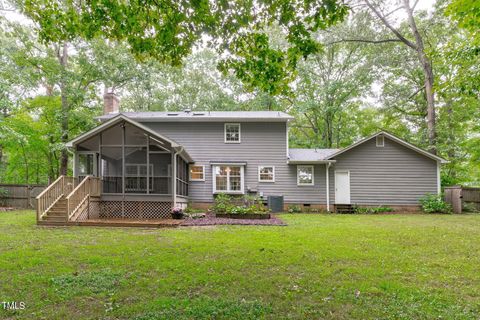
193, 112, 205, 116
167, 112, 179, 116
184, 108, 191, 113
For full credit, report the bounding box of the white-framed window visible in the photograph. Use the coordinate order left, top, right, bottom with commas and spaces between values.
297, 165, 314, 186
213, 165, 244, 193
189, 165, 205, 181
258, 166, 275, 182
224, 123, 241, 143
376, 135, 384, 147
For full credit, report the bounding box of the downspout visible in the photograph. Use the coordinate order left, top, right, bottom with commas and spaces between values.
437, 161, 441, 196
172, 146, 184, 208
326, 162, 331, 212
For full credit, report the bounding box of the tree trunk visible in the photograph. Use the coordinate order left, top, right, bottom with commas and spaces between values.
58, 43, 69, 176
403, 0, 437, 154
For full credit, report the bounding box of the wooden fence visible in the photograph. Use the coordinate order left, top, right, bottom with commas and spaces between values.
444, 186, 480, 214
0, 184, 47, 209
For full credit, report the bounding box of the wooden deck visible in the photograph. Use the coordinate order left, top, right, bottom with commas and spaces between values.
38, 218, 182, 228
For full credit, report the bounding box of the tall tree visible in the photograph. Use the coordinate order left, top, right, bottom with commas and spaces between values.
22, 0, 349, 95
344, 0, 438, 153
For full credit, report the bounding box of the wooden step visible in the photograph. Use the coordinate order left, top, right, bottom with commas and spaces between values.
43, 216, 68, 222
47, 211, 67, 217
50, 206, 66, 211
336, 204, 354, 214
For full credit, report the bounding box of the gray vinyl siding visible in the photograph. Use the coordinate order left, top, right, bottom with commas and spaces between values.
142, 121, 327, 204
329, 136, 438, 205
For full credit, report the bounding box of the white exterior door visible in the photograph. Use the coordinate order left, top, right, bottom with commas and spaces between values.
335, 171, 351, 204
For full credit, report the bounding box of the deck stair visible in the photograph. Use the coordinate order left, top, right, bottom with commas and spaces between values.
335, 204, 355, 214
41, 197, 68, 223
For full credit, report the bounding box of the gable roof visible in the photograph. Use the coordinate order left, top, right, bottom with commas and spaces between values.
97, 111, 294, 122
325, 131, 448, 163
288, 148, 339, 163
66, 114, 193, 162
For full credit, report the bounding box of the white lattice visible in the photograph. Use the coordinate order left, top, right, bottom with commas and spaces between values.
99, 201, 172, 219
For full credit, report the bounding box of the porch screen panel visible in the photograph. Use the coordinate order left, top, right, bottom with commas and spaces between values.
149, 153, 171, 194
101, 147, 122, 193
125, 147, 148, 194
176, 156, 188, 197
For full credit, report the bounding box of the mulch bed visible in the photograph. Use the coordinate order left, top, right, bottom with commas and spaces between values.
181, 213, 286, 226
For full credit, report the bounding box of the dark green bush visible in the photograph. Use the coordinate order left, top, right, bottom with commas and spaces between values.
419, 194, 452, 214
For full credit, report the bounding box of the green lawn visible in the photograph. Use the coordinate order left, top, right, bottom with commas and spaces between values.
1, 211, 480, 319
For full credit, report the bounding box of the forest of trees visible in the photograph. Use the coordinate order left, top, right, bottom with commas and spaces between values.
0, 0, 478, 186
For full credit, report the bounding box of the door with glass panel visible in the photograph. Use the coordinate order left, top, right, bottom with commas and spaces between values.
78, 152, 98, 181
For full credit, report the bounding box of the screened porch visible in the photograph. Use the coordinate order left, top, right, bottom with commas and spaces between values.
68, 117, 191, 220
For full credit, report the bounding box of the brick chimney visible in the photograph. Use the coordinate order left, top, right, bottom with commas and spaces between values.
103, 92, 120, 114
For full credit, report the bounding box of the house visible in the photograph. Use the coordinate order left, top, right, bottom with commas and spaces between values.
36, 93, 447, 225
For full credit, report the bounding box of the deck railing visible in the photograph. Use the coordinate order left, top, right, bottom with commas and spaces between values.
66, 176, 101, 220
36, 175, 76, 221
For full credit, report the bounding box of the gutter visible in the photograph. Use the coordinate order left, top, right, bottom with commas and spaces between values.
172, 146, 184, 208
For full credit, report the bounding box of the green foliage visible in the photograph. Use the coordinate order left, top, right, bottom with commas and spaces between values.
447, 0, 480, 43
22, 0, 349, 95
212, 193, 268, 214
353, 206, 394, 214
287, 205, 302, 213
462, 202, 479, 213
419, 194, 452, 214
0, 187, 8, 206
211, 193, 232, 214
184, 206, 204, 214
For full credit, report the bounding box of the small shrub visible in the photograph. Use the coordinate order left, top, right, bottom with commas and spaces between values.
353, 206, 370, 214
227, 206, 248, 214
462, 202, 479, 213
212, 193, 233, 214
420, 194, 452, 214
287, 205, 302, 213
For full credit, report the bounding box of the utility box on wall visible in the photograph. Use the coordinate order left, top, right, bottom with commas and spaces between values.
268, 195, 284, 213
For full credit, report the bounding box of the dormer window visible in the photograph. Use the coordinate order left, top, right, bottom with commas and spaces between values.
225, 123, 241, 143
376, 135, 384, 147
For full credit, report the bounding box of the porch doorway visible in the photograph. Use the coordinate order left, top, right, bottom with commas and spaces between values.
78, 152, 98, 181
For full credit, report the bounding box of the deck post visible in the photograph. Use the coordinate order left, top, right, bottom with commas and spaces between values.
172, 150, 177, 208
72, 152, 78, 178
122, 121, 125, 217
326, 163, 331, 212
